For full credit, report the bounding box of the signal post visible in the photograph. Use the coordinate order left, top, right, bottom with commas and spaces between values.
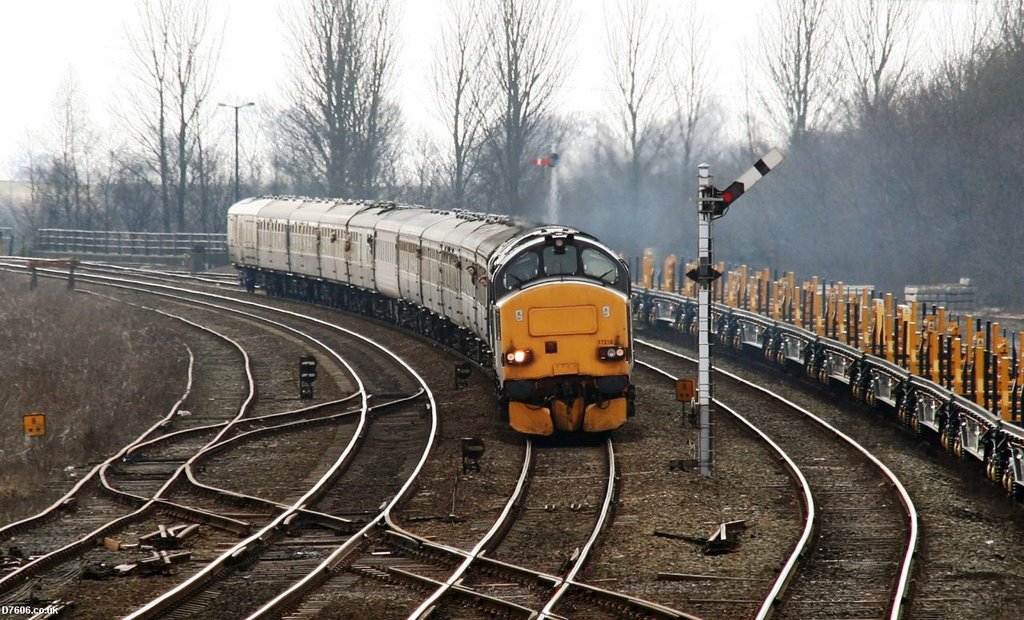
687, 150, 784, 476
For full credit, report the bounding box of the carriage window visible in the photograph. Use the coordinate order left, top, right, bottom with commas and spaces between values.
581, 248, 618, 284
503, 251, 539, 289
543, 245, 578, 276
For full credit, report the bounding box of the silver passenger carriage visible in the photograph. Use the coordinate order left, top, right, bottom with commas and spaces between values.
228, 195, 525, 345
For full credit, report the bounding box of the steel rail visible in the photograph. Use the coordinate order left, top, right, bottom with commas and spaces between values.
245, 331, 438, 619
2, 261, 703, 619
104, 301, 370, 619
635, 350, 814, 620
1, 263, 432, 619
0, 345, 196, 595
406, 439, 534, 618
537, 437, 617, 619
637, 338, 918, 620
0, 266, 381, 618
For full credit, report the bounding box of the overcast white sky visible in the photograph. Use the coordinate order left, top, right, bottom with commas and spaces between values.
0, 0, 975, 181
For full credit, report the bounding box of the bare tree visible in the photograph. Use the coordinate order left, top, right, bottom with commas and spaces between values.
480, 0, 572, 215
276, 0, 400, 198
124, 0, 218, 231
739, 52, 770, 162
432, 0, 485, 210
841, 0, 919, 119
996, 0, 1024, 54
669, 4, 714, 176
394, 132, 443, 205
106, 152, 159, 231
760, 0, 842, 143
126, 0, 171, 230
30, 74, 100, 230
169, 0, 217, 232
189, 121, 232, 233
930, 0, 996, 95
604, 0, 672, 214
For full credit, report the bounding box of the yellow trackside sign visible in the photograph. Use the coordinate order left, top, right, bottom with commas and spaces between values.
675, 379, 695, 402
23, 414, 46, 437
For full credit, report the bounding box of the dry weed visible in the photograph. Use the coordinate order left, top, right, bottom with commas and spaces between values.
0, 275, 187, 523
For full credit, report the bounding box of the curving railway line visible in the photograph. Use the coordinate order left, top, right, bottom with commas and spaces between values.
0, 263, 659, 618
3, 260, 1024, 619
0, 262, 436, 618
636, 339, 917, 619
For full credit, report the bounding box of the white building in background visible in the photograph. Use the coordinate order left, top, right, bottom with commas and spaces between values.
0, 180, 31, 206
904, 279, 976, 313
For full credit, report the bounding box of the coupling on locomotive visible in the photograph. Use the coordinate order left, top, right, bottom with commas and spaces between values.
227, 196, 634, 435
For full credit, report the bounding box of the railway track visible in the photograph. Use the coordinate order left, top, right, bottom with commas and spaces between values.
92, 264, 692, 614
0, 327, 243, 601
0, 263, 825, 618
654, 324, 1024, 620
20, 261, 1024, 618
0, 263, 431, 616
81, 270, 435, 618
636, 338, 918, 619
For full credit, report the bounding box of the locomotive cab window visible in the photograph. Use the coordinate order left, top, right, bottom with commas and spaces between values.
503, 251, 539, 289
494, 238, 629, 300
581, 248, 618, 284
543, 245, 577, 276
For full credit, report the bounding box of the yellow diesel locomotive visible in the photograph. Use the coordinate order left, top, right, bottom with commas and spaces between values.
228, 196, 633, 435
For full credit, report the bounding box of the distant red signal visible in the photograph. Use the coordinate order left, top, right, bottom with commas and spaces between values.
531, 153, 560, 168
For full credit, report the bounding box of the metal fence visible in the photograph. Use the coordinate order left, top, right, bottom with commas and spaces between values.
36, 229, 227, 257
0, 227, 11, 254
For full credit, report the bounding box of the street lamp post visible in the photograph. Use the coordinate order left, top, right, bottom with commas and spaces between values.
218, 102, 255, 203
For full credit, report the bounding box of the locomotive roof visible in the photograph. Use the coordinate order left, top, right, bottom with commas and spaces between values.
226, 196, 276, 216
229, 195, 552, 267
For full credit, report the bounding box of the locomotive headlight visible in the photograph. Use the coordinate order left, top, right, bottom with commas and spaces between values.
598, 346, 628, 361
504, 348, 533, 366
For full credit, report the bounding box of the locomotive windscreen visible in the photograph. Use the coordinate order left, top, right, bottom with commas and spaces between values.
493, 240, 628, 299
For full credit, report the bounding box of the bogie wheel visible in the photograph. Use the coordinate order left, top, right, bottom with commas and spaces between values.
1002, 467, 1021, 498
953, 434, 964, 459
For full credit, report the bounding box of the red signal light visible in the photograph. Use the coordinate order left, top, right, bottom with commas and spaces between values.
708, 180, 745, 216
719, 180, 744, 206
598, 346, 629, 361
